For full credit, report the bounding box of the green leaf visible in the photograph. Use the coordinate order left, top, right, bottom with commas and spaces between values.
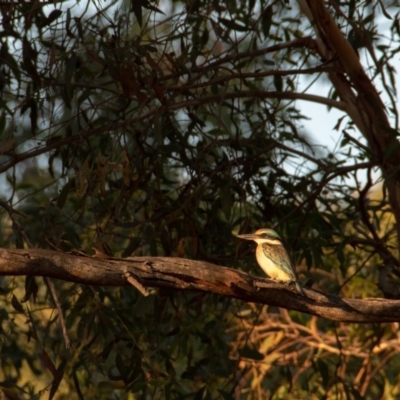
274, 75, 283, 92
0, 43, 21, 81
262, 5, 273, 37
49, 358, 67, 400
56, 180, 73, 209
11, 294, 24, 313
121, 237, 141, 257
220, 180, 232, 220
193, 386, 206, 400
27, 309, 39, 342
22, 276, 38, 303
219, 18, 249, 32
29, 98, 37, 135
239, 346, 264, 360
314, 359, 330, 389
131, 1, 143, 27
40, 9, 63, 27
64, 52, 77, 108
0, 112, 6, 134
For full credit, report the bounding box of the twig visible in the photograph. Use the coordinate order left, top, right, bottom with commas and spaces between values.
43, 278, 71, 348
124, 270, 149, 296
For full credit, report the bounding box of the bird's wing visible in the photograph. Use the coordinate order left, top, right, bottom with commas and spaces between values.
262, 244, 297, 280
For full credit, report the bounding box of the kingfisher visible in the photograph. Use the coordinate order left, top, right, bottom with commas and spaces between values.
237, 228, 304, 295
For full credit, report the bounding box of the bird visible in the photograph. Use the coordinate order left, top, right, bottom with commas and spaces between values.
237, 228, 304, 295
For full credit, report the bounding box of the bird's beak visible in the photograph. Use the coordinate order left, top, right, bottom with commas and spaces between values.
236, 234, 258, 241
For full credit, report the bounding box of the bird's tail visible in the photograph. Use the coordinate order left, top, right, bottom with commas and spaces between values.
295, 281, 305, 296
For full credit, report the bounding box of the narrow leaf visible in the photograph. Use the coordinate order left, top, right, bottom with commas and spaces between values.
219, 18, 249, 32
12, 294, 24, 313
262, 5, 273, 37
42, 348, 58, 377
22, 276, 38, 303
274, 75, 283, 92
57, 180, 72, 209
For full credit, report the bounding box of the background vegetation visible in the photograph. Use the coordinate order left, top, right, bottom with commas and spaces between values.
0, 0, 400, 398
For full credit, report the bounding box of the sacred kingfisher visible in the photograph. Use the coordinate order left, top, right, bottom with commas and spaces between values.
237, 228, 304, 295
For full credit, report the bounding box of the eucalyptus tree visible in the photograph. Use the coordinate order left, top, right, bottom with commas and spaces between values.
0, 0, 399, 398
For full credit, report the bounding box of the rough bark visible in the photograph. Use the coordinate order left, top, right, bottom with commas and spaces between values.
1, 248, 399, 323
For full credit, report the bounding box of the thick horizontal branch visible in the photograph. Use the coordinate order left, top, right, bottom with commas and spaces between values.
0, 248, 398, 323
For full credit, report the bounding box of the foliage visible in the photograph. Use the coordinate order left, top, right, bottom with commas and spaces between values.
0, 0, 399, 398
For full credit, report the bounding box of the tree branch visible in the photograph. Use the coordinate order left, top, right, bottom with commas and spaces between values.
299, 0, 400, 255
169, 65, 339, 93
167, 90, 348, 112
165, 36, 318, 78
1, 248, 400, 323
